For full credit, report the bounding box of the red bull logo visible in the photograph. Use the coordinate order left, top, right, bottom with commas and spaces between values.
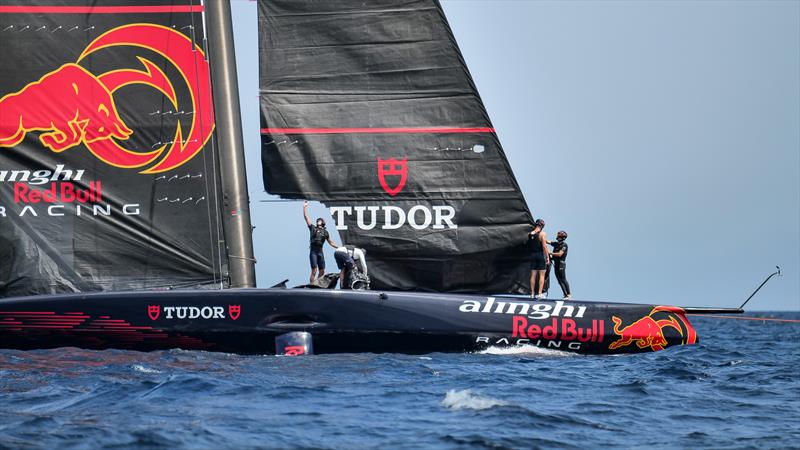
0, 24, 214, 173
0, 64, 132, 152
609, 306, 697, 352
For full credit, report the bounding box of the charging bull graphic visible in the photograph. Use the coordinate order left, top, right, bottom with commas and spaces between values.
609, 306, 697, 352
0, 64, 133, 152
0, 23, 214, 173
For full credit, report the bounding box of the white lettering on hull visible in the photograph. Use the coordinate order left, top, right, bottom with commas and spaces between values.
163, 306, 227, 320
460, 298, 587, 320
475, 336, 583, 350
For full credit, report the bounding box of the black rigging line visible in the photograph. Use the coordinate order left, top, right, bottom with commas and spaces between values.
739, 266, 781, 309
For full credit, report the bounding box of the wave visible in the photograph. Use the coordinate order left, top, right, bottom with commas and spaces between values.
131, 365, 162, 374
441, 389, 508, 411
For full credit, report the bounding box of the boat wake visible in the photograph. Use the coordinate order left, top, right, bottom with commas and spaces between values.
441, 389, 508, 411
477, 345, 574, 357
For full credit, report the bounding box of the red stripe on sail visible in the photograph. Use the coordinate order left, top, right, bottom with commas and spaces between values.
261, 127, 495, 135
0, 5, 203, 14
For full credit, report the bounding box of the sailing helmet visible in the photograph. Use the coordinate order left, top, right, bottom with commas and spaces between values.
557, 230, 568, 240
534, 219, 545, 228
316, 218, 326, 227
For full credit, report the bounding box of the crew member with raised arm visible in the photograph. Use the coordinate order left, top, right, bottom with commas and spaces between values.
550, 230, 571, 299
527, 219, 549, 299
303, 201, 338, 284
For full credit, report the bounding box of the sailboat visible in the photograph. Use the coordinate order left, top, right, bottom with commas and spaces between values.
0, 0, 739, 356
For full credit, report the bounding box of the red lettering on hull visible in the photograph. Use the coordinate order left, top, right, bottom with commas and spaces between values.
512, 316, 604, 343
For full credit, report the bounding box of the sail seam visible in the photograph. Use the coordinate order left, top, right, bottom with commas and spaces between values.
0, 6, 204, 14
260, 127, 495, 134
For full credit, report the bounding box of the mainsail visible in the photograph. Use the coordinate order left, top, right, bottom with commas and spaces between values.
259, 0, 534, 293
0, 0, 227, 297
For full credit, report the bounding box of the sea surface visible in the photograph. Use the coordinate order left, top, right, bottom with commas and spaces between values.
0, 313, 798, 449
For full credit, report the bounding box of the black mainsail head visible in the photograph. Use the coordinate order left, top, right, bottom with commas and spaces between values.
0, 0, 230, 297
259, 0, 534, 293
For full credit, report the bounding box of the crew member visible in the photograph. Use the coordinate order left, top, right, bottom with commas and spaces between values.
303, 201, 338, 284
532, 255, 551, 298
550, 230, 571, 299
527, 219, 549, 299
334, 246, 367, 289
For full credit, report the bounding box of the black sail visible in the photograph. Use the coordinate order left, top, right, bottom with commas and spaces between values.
259, 0, 534, 293
0, 0, 227, 297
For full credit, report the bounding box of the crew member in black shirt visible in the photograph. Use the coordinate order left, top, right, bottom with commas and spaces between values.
527, 219, 549, 299
550, 230, 571, 299
303, 201, 338, 284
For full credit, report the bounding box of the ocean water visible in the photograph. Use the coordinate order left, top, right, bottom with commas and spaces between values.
0, 313, 798, 449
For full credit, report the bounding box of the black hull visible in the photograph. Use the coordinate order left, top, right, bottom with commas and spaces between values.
0, 289, 700, 355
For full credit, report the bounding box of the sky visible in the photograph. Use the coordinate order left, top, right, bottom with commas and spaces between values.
229, 0, 799, 311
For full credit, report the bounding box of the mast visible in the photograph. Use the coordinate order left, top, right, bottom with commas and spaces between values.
205, 0, 257, 288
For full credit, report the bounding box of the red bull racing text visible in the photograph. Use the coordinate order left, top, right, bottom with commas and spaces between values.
474, 316, 605, 351
0, 165, 140, 218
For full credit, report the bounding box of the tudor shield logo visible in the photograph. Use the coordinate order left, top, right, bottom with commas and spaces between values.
377, 158, 407, 196
145, 305, 241, 320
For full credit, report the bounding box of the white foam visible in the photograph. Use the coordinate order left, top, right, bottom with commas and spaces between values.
132, 365, 162, 374
478, 344, 574, 357
441, 389, 508, 411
